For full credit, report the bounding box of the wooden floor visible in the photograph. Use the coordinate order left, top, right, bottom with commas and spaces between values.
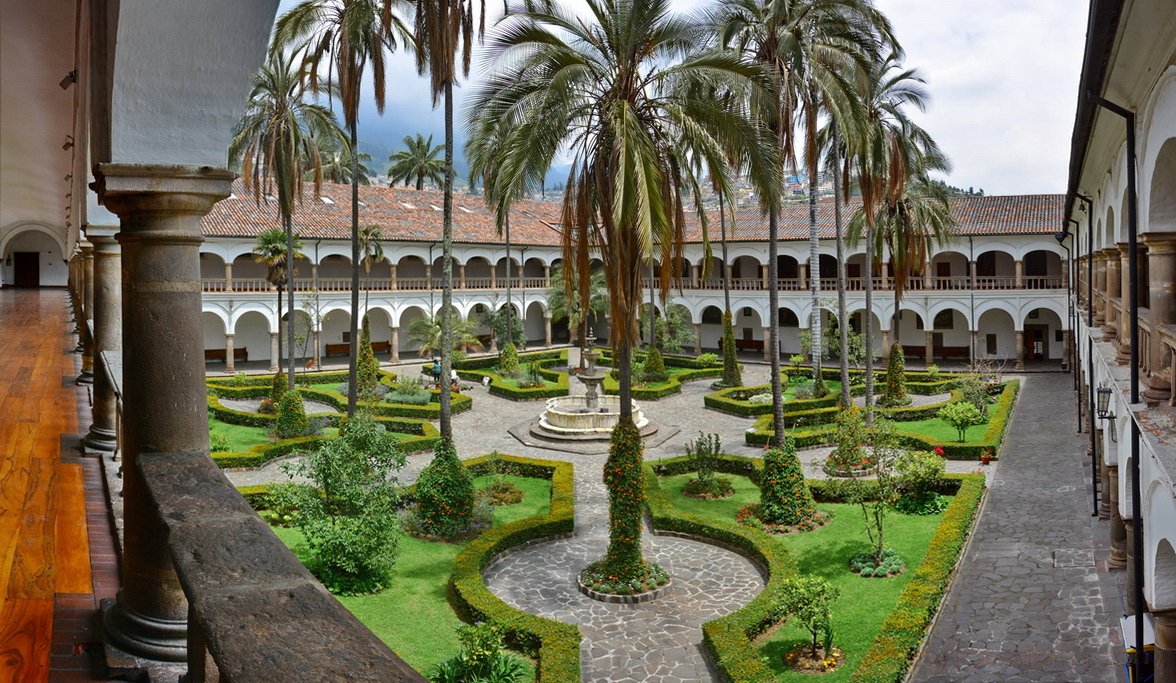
0, 289, 101, 682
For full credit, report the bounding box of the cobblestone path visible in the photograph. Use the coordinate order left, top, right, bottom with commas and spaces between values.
908, 372, 1117, 682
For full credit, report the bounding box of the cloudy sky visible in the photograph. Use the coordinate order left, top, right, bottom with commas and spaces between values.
278, 0, 1088, 196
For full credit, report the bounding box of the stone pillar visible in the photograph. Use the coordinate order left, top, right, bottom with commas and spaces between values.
1014, 330, 1025, 371
1154, 610, 1176, 683
544, 316, 552, 347
543, 264, 550, 283
1014, 258, 1024, 289
924, 331, 934, 365
490, 266, 497, 289
1061, 330, 1072, 369
389, 326, 400, 364
761, 265, 770, 290
1093, 253, 1106, 324
78, 242, 96, 384
224, 262, 233, 292
269, 332, 280, 372
762, 326, 771, 362
923, 260, 933, 289
224, 334, 236, 374
969, 260, 977, 289
881, 329, 891, 352
1144, 235, 1176, 401
798, 262, 808, 289
1097, 442, 1111, 520
1104, 248, 1120, 337
458, 263, 466, 289
389, 263, 398, 290
971, 330, 979, 359
1108, 466, 1126, 570
84, 232, 121, 453
312, 330, 321, 369
1124, 518, 1140, 613
96, 165, 232, 662
694, 323, 703, 355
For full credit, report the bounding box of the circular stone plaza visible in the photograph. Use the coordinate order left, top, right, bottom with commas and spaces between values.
2, 1, 1175, 682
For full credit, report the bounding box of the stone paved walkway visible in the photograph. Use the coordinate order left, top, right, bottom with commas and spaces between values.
908, 372, 1118, 683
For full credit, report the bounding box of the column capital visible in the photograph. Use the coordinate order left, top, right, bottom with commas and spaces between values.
1142, 231, 1176, 254
94, 164, 233, 227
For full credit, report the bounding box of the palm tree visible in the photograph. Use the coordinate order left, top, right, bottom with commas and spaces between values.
252, 228, 292, 373
316, 141, 373, 184
407, 310, 484, 357
712, 0, 889, 438
412, 0, 488, 442
358, 224, 385, 313
231, 50, 343, 389
545, 264, 608, 370
274, 0, 412, 416
842, 55, 949, 416
471, 0, 778, 583
389, 133, 446, 190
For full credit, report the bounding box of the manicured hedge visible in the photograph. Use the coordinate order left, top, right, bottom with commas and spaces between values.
745, 381, 1021, 459
452, 349, 564, 371
647, 453, 984, 683
212, 434, 331, 469
452, 353, 572, 401
448, 454, 581, 683
848, 474, 985, 683
594, 348, 727, 400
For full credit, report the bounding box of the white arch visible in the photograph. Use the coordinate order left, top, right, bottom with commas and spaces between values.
229, 306, 275, 335
0, 221, 68, 259
1145, 475, 1176, 610
1019, 300, 1067, 330
927, 301, 974, 331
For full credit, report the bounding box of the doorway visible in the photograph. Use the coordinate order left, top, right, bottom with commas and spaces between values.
1024, 324, 1049, 361
13, 252, 39, 287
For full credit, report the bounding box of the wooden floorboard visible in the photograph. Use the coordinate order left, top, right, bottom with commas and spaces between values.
0, 598, 53, 682
54, 463, 92, 595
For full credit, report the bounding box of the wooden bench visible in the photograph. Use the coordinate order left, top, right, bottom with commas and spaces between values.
937, 346, 970, 359
371, 341, 390, 354
735, 339, 764, 351
205, 347, 248, 363
324, 342, 350, 358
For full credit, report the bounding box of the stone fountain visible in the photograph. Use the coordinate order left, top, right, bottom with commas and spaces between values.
532, 336, 652, 440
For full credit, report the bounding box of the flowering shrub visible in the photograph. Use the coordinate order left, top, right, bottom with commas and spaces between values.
274, 391, 310, 438
758, 436, 818, 526
412, 437, 475, 538
825, 406, 872, 475
271, 371, 287, 402
580, 560, 668, 595
878, 343, 911, 407
598, 418, 649, 583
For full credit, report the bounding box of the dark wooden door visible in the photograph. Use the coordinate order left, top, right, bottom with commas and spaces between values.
13, 252, 38, 287
1025, 324, 1049, 360
936, 262, 952, 278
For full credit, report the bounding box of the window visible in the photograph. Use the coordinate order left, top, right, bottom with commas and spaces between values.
933, 310, 954, 330
986, 334, 997, 355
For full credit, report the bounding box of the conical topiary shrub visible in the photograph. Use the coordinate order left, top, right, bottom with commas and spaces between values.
642, 347, 668, 383
879, 343, 910, 407
413, 437, 474, 538
272, 371, 287, 402
826, 405, 871, 475
759, 434, 818, 525
721, 310, 742, 387
499, 342, 520, 378
356, 315, 381, 401
274, 390, 309, 439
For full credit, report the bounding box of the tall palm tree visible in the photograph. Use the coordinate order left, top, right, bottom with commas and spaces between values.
842, 55, 948, 416
471, 0, 778, 583
467, 116, 521, 349
274, 0, 413, 416
231, 50, 343, 389
252, 228, 293, 373
412, 0, 491, 442
545, 264, 608, 369
389, 133, 446, 190
316, 142, 373, 184
407, 309, 484, 357
712, 0, 888, 438
358, 224, 385, 313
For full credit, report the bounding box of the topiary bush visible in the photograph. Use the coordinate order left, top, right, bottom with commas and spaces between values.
825, 405, 870, 475
499, 343, 521, 378
642, 347, 668, 383
721, 311, 742, 387
356, 316, 381, 401
271, 371, 287, 403
412, 436, 475, 538
274, 390, 310, 439
879, 343, 911, 407
757, 435, 818, 526
591, 417, 653, 584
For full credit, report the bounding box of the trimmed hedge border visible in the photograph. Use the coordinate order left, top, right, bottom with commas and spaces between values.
745, 381, 1021, 459
704, 376, 961, 418
646, 454, 984, 682
592, 350, 728, 400
446, 351, 571, 401
447, 454, 581, 683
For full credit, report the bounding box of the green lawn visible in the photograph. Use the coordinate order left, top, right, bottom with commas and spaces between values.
659, 472, 943, 682
272, 474, 551, 679
209, 419, 272, 452
891, 412, 991, 443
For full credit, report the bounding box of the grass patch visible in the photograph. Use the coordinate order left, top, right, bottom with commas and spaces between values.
208, 419, 272, 452
658, 472, 943, 682
272, 474, 549, 679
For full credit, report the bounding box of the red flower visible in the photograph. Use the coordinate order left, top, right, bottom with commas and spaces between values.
934, 445, 945, 457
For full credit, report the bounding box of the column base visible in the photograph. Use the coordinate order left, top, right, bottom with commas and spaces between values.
1015, 360, 1025, 371
1143, 372, 1172, 404
1108, 545, 1127, 571
77, 370, 94, 385
101, 596, 187, 664
1116, 342, 1132, 364
1103, 325, 1117, 339
83, 426, 118, 453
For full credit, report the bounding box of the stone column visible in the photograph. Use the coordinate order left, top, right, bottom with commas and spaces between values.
389, 263, 398, 290
923, 260, 933, 289
312, 330, 321, 369
1093, 253, 1107, 324
1097, 442, 1111, 520
969, 260, 977, 289
694, 323, 703, 355
84, 232, 121, 453
1104, 248, 1120, 337
1124, 518, 1140, 613
490, 266, 497, 289
224, 334, 236, 374
269, 332, 280, 372
458, 263, 466, 289
924, 331, 934, 365
1144, 235, 1176, 402
389, 326, 400, 364
881, 329, 891, 352
1014, 331, 1025, 370
1061, 330, 1072, 369
1154, 610, 1176, 683
971, 330, 979, 359
544, 316, 552, 347
1014, 259, 1024, 289
761, 265, 770, 290
78, 242, 96, 384
1108, 466, 1126, 570
762, 326, 771, 362
1117, 246, 1132, 363
224, 262, 233, 292
798, 262, 808, 289
96, 165, 232, 662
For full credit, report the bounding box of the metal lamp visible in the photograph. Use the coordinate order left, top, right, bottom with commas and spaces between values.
1096, 385, 1114, 419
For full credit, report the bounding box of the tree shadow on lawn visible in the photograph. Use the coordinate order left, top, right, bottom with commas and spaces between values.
788, 536, 870, 582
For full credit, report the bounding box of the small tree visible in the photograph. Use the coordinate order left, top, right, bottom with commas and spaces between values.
938, 401, 982, 442
429, 622, 525, 683
776, 576, 840, 659
642, 347, 668, 383
895, 449, 949, 515
879, 343, 910, 407
683, 432, 732, 498
272, 412, 405, 594
356, 315, 381, 401
274, 390, 309, 439
759, 435, 818, 525
826, 405, 869, 475
499, 342, 520, 378
839, 419, 904, 570
720, 310, 742, 386
652, 302, 695, 353
414, 437, 475, 538
956, 373, 989, 418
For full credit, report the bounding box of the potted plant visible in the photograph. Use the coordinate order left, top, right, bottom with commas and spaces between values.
980, 448, 993, 466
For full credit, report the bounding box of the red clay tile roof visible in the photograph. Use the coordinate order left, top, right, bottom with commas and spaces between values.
202, 180, 1063, 245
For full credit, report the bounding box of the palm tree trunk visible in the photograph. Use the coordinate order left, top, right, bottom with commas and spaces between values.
864, 224, 875, 422
768, 206, 785, 442
720, 193, 730, 315
346, 122, 361, 416
505, 213, 512, 347
832, 147, 849, 407
285, 214, 296, 390
438, 79, 456, 441
808, 160, 822, 385
276, 282, 283, 378
617, 342, 632, 421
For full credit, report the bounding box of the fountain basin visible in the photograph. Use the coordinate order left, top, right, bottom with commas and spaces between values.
537, 395, 649, 436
